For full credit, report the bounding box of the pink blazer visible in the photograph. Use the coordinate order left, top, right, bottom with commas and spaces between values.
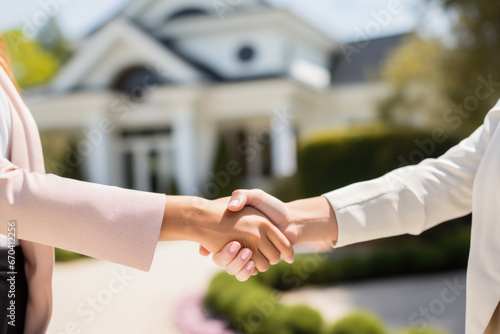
0, 66, 166, 333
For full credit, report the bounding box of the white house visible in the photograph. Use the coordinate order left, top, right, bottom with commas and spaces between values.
26, 0, 404, 196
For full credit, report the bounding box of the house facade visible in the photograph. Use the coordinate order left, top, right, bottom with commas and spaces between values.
26, 0, 404, 196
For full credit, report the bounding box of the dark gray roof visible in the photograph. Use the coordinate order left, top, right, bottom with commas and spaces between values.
330, 33, 407, 85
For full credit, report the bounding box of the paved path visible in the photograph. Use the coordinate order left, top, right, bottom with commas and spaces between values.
46, 241, 221, 334
282, 270, 466, 333
46, 242, 466, 334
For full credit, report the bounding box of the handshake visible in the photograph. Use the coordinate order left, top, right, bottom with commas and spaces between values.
159, 189, 338, 282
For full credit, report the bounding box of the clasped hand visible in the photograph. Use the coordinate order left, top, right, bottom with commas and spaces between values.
198, 190, 338, 281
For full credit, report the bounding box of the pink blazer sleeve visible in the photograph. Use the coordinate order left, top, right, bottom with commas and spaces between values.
0, 157, 166, 271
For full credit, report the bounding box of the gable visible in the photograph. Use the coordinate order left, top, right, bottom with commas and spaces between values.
49, 18, 204, 94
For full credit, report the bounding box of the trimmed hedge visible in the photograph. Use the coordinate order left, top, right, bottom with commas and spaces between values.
297, 125, 460, 198
205, 269, 452, 334
252, 224, 470, 291
328, 312, 386, 334
205, 219, 470, 334
205, 272, 324, 334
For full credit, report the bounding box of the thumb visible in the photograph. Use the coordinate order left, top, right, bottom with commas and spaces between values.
227, 189, 288, 227
226, 191, 248, 212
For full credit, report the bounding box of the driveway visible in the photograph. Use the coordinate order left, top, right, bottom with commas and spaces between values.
47, 241, 466, 334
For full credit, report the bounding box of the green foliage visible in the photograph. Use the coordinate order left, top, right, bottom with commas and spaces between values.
378, 34, 446, 125
205, 272, 324, 334
251, 224, 469, 291
437, 0, 500, 131
3, 29, 61, 88
204, 136, 243, 199
398, 328, 448, 334
54, 248, 86, 262
297, 126, 459, 198
380, 1, 500, 133
39, 130, 82, 180
327, 312, 386, 334
205, 220, 466, 334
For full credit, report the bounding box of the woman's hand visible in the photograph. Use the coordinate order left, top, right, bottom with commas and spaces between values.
159, 195, 294, 272
201, 190, 338, 280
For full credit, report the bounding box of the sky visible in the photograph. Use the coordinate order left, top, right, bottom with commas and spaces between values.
0, 0, 453, 42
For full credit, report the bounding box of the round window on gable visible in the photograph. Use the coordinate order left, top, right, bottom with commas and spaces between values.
237, 45, 256, 63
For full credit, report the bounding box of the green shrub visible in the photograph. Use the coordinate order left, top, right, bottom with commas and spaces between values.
54, 248, 86, 262
398, 328, 448, 334
284, 304, 324, 334
298, 126, 459, 198
328, 312, 387, 334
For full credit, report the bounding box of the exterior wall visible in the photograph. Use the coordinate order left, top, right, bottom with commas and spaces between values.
173, 29, 289, 79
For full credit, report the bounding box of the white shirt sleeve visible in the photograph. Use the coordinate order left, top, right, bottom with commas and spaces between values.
0, 86, 11, 161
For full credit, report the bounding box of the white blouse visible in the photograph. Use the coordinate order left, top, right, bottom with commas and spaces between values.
0, 85, 14, 247
0, 85, 11, 159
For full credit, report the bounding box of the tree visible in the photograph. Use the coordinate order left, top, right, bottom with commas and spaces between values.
378, 34, 447, 127
3, 29, 61, 89
379, 0, 500, 134
438, 0, 500, 131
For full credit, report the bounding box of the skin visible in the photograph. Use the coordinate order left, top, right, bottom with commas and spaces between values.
200, 189, 339, 281
159, 195, 295, 272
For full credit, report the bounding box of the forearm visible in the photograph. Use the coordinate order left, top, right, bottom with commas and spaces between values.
286, 196, 338, 245
159, 195, 223, 243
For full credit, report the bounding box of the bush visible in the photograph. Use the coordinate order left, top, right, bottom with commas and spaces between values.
298, 126, 460, 198
206, 272, 325, 334
398, 328, 448, 334
54, 248, 86, 262
284, 304, 324, 334
205, 266, 455, 334
328, 312, 387, 334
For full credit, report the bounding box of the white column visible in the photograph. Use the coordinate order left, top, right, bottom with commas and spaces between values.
130, 139, 151, 191
83, 125, 111, 185
271, 117, 297, 177
172, 111, 198, 195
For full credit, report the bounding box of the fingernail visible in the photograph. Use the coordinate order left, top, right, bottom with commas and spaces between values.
227, 200, 239, 208
229, 243, 239, 253
241, 249, 251, 260
246, 262, 255, 271
286, 256, 294, 264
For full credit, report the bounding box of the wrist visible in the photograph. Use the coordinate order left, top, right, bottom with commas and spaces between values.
286, 196, 338, 244
159, 196, 223, 243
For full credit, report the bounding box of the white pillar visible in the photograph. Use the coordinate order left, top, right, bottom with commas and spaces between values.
172, 111, 197, 195
271, 117, 297, 177
83, 125, 111, 185
130, 139, 151, 191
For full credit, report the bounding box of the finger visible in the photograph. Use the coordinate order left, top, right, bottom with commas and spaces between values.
228, 190, 288, 227
235, 261, 255, 282
252, 268, 259, 275
267, 226, 294, 264
212, 242, 241, 267
225, 248, 253, 275
226, 190, 249, 212
199, 245, 211, 257
252, 250, 270, 272
259, 237, 282, 266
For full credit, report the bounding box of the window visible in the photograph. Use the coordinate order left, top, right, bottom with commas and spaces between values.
167, 8, 208, 21
237, 45, 256, 63
112, 66, 166, 100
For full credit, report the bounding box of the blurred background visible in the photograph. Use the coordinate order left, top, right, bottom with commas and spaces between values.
1, 0, 499, 333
